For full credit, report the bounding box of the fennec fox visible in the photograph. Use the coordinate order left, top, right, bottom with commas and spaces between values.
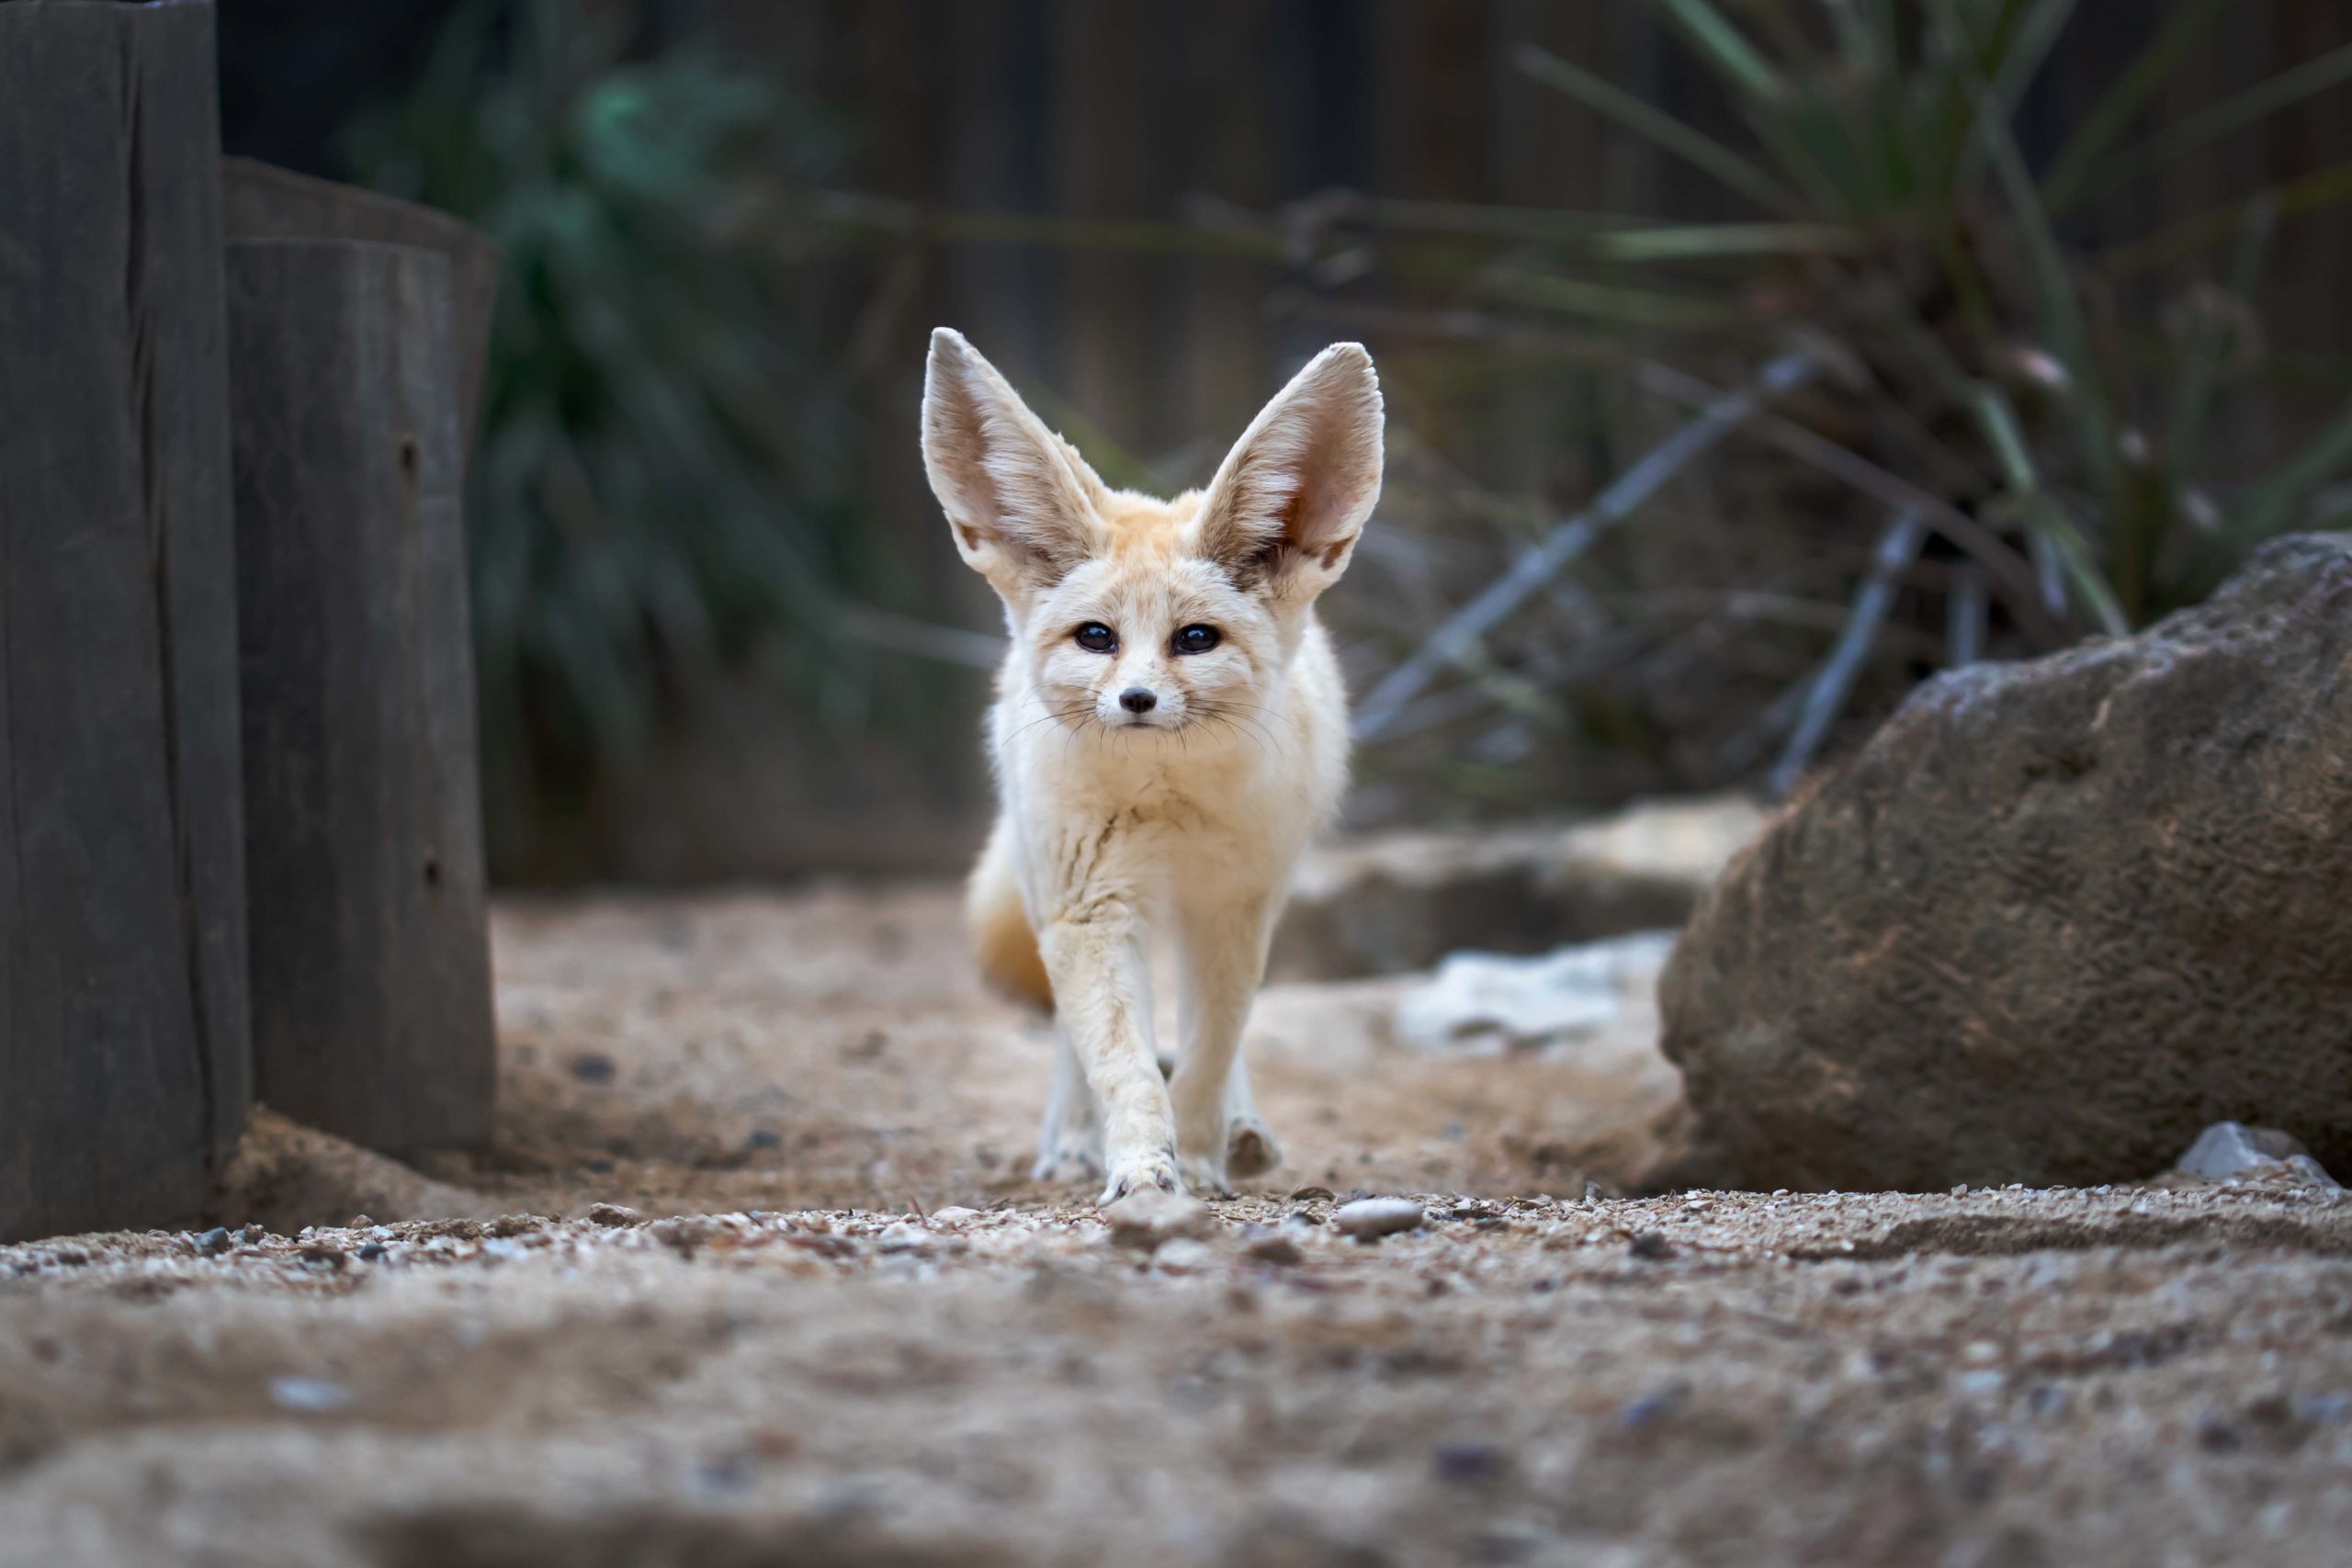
921, 329, 1382, 1201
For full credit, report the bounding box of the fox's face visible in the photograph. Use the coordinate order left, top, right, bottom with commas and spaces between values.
920, 330, 1382, 742
1021, 515, 1275, 736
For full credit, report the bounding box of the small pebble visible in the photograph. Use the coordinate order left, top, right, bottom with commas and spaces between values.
928, 1206, 982, 1225
1244, 1233, 1303, 1266
586, 1202, 643, 1228
1431, 1441, 1506, 1483
569, 1052, 616, 1084
1333, 1198, 1423, 1240
1615, 1384, 1688, 1430
649, 1217, 709, 1256
1289, 1186, 1336, 1203
1627, 1231, 1674, 1261
1153, 1238, 1214, 1272
356, 1244, 388, 1263
193, 1227, 232, 1256
2177, 1121, 2323, 1184
1106, 1185, 1211, 1251
268, 1377, 353, 1414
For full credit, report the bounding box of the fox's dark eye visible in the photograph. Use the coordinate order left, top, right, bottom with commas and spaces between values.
1172, 624, 1221, 655
1074, 623, 1118, 654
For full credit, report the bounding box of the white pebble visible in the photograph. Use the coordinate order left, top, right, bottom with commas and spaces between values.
1333, 1198, 1424, 1239
1153, 1238, 1214, 1272
268, 1377, 352, 1414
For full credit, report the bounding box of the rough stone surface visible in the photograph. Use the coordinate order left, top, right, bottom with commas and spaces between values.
1272, 794, 1765, 979
1662, 534, 2352, 1192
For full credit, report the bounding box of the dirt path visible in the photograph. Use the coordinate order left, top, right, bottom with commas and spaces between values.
1, 888, 2347, 1566
466, 885, 1685, 1215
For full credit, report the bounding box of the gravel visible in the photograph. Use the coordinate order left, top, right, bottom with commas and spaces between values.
0, 886, 2345, 1566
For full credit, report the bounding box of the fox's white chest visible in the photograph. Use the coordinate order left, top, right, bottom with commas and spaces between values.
1012, 745, 1298, 873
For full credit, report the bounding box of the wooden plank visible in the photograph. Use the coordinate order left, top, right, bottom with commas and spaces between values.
0, 0, 252, 1242
227, 239, 495, 1155
220, 156, 502, 459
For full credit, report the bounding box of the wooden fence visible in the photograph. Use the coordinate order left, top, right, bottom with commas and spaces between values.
561, 0, 2352, 881
0, 0, 252, 1243
0, 1, 498, 1240
713, 0, 2352, 584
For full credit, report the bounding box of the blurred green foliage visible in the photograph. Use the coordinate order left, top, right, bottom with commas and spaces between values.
346, 0, 2352, 845
350, 0, 870, 861
1310, 0, 2352, 798
1496, 0, 2352, 627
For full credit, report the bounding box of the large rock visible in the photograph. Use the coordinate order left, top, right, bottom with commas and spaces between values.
1272, 794, 1764, 980
1660, 534, 2352, 1191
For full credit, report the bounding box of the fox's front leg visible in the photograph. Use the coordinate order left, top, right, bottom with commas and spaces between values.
1029, 1025, 1102, 1183
1036, 899, 1177, 1201
1170, 892, 1281, 1194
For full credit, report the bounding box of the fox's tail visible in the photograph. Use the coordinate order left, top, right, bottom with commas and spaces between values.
968, 818, 1054, 1011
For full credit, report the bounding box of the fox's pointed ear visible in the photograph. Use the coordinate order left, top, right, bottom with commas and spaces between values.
1192, 343, 1383, 598
922, 328, 1110, 600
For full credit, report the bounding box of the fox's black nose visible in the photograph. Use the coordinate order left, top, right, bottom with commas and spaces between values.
1119, 687, 1158, 714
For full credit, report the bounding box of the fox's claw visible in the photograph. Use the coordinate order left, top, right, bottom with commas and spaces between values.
1176, 1151, 1230, 1198
1102, 1155, 1182, 1204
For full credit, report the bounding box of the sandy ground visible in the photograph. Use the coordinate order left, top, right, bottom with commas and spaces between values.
2, 886, 2348, 1567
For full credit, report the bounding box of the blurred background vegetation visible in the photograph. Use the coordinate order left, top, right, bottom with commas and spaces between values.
217, 0, 2352, 883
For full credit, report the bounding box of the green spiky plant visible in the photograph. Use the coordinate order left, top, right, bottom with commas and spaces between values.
1514, 0, 2352, 612
350, 0, 899, 874
1306, 0, 2352, 796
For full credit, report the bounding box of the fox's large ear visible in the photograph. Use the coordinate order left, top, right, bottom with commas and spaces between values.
922, 328, 1109, 600
1192, 343, 1383, 597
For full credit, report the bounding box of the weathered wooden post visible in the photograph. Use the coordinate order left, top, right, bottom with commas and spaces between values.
225, 232, 499, 1156
0, 0, 253, 1240
221, 157, 501, 452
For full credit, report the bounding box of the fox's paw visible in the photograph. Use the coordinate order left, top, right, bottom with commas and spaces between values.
1031, 1134, 1102, 1186
1226, 1117, 1283, 1179
1176, 1150, 1231, 1199
1101, 1152, 1182, 1204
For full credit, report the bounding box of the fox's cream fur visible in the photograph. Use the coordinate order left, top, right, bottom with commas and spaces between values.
922, 328, 1381, 1200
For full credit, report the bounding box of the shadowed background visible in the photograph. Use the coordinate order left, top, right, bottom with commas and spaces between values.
216, 0, 2352, 883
